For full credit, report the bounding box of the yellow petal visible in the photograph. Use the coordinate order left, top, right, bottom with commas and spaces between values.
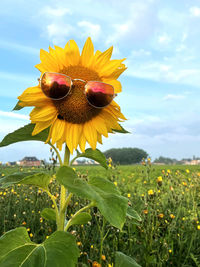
53, 46, 65, 69
30, 105, 57, 122
56, 137, 64, 151
101, 64, 127, 80
79, 135, 86, 152
72, 124, 83, 150
103, 79, 122, 93
65, 40, 80, 66
94, 50, 102, 60
51, 119, 65, 144
65, 123, 74, 154
83, 121, 97, 150
98, 59, 126, 77
106, 104, 127, 121
94, 46, 113, 69
40, 49, 59, 72
90, 116, 108, 137
35, 63, 47, 73
81, 37, 94, 67
18, 86, 51, 107
97, 132, 103, 144
100, 110, 121, 131
32, 119, 55, 136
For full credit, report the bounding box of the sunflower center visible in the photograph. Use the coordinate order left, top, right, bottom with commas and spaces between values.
53, 65, 102, 124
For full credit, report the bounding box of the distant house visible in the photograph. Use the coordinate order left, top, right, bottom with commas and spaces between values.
20, 157, 41, 166
8, 161, 16, 166
190, 160, 200, 165
182, 159, 200, 165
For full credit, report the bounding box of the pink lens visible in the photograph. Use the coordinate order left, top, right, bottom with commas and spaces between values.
85, 81, 114, 108
41, 72, 71, 100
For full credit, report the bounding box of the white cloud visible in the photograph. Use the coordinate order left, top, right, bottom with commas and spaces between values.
125, 61, 172, 82
112, 46, 120, 56
190, 6, 200, 17
0, 117, 28, 136
126, 49, 200, 87
42, 6, 71, 17
176, 44, 186, 52
163, 94, 185, 101
158, 33, 171, 45
131, 49, 151, 58
77, 21, 101, 41
47, 23, 74, 44
0, 110, 29, 120
106, 1, 157, 45
101, 114, 200, 160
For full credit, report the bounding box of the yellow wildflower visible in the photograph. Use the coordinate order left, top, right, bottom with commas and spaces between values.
148, 189, 154, 196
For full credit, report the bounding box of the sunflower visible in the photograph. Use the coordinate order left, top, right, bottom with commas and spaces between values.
18, 37, 127, 153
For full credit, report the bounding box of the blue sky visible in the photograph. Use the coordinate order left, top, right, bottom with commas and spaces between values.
0, 0, 200, 162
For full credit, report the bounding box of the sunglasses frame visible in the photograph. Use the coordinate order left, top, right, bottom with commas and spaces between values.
39, 72, 116, 109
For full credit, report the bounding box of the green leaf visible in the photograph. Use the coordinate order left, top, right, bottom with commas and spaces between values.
0, 227, 79, 267
115, 252, 141, 267
68, 212, 92, 228
126, 206, 142, 222
56, 166, 128, 229
72, 148, 108, 169
0, 172, 51, 190
0, 124, 49, 148
12, 100, 24, 111
41, 208, 56, 221
112, 124, 130, 134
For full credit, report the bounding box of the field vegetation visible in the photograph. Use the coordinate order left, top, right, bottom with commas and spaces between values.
1, 162, 200, 266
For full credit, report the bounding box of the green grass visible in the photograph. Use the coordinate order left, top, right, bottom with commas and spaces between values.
1, 163, 200, 266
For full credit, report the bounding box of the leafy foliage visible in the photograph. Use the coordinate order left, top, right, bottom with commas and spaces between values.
112, 124, 130, 134
0, 172, 51, 190
0, 124, 49, 147
12, 101, 24, 111
41, 208, 56, 221
56, 166, 128, 229
115, 252, 141, 267
72, 148, 108, 169
0, 227, 79, 267
67, 212, 92, 228
126, 206, 142, 222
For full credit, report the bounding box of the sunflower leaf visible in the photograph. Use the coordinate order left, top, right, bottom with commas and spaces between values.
126, 206, 142, 222
56, 166, 128, 229
71, 148, 108, 169
115, 252, 142, 267
12, 100, 24, 111
41, 208, 56, 221
0, 227, 79, 267
67, 212, 92, 228
0, 172, 51, 190
112, 124, 130, 134
0, 123, 49, 147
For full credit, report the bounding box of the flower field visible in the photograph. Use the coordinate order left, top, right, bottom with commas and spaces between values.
1, 163, 200, 266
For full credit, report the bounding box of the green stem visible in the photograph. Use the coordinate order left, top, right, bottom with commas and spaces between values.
43, 189, 59, 228
64, 145, 70, 166
48, 142, 63, 166
99, 217, 106, 264
64, 202, 95, 232
62, 193, 73, 213
57, 145, 70, 231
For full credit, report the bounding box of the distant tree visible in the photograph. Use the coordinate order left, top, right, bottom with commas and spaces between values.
104, 148, 148, 165
154, 156, 177, 165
